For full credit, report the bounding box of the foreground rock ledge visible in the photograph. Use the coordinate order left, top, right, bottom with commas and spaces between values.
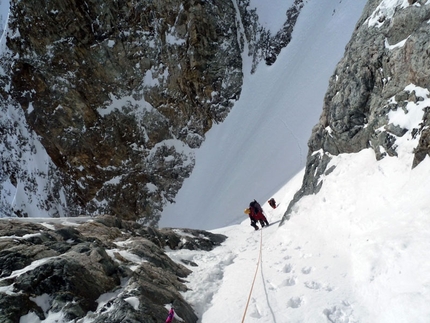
0, 215, 227, 323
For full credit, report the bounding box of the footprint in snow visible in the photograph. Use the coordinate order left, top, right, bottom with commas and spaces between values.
304, 281, 321, 290
287, 296, 304, 309
282, 263, 293, 273
304, 280, 334, 291
301, 266, 314, 274
281, 276, 297, 287
249, 309, 262, 319
323, 302, 355, 323
249, 298, 262, 318
325, 285, 334, 292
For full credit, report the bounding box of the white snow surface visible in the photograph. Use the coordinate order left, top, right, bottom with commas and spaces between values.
160, 0, 369, 230
164, 148, 430, 323
164, 82, 430, 321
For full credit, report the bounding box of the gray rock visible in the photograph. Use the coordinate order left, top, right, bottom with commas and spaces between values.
282, 0, 430, 223
0, 216, 226, 322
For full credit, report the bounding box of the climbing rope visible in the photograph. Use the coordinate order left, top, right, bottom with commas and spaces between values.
240, 228, 264, 323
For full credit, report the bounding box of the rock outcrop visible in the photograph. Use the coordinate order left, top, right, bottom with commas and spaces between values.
0, 0, 303, 223
0, 215, 227, 322
282, 0, 430, 221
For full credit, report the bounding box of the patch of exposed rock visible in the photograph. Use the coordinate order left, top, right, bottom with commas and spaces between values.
0, 215, 227, 322
237, 0, 304, 71
282, 0, 430, 221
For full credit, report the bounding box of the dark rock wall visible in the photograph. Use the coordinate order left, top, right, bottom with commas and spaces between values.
5, 0, 243, 223
0, 0, 303, 223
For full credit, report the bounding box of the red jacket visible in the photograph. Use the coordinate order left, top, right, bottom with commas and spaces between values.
250, 206, 265, 220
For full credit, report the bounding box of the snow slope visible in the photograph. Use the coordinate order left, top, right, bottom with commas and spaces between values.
159, 0, 369, 230
15, 141, 430, 322
166, 91, 430, 321
166, 147, 430, 323
0, 0, 8, 42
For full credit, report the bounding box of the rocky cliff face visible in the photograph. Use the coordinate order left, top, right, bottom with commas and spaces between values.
283, 0, 430, 220
0, 0, 303, 223
0, 216, 227, 322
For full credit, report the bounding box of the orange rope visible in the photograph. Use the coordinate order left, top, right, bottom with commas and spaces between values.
240, 228, 263, 323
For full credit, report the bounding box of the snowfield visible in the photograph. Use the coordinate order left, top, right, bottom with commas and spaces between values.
166, 148, 430, 323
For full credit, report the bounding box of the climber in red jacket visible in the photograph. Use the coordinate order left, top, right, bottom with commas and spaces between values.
245, 200, 269, 230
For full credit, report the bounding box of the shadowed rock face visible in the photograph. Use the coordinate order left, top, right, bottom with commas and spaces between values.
0, 216, 227, 322
0, 0, 303, 223
5, 0, 243, 223
282, 0, 430, 221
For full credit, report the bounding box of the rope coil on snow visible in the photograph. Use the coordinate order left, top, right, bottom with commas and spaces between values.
241, 228, 263, 323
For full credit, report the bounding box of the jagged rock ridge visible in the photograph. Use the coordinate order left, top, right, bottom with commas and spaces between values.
282, 0, 430, 221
